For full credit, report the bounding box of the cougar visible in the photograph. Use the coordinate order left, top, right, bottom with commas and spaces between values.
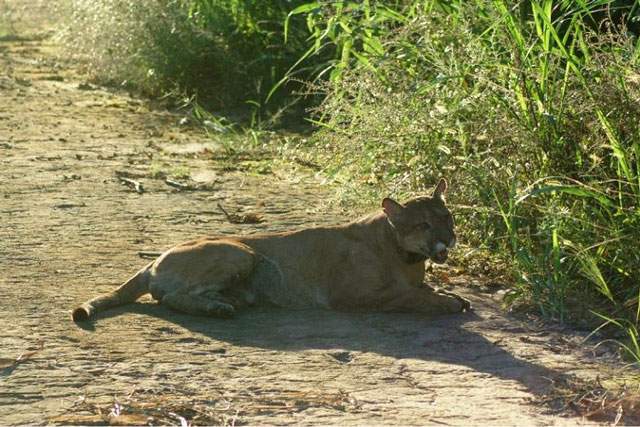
72, 178, 470, 322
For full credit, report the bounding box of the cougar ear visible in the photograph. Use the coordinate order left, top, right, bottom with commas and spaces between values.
433, 178, 447, 202
382, 197, 405, 224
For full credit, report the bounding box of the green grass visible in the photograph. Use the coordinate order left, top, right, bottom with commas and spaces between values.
170, 164, 191, 180
57, 0, 313, 123
288, 0, 640, 362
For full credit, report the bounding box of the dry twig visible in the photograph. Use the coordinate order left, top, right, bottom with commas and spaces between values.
138, 251, 162, 259
118, 177, 144, 194
0, 343, 44, 370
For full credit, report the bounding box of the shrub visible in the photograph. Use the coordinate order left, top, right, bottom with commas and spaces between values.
58, 0, 310, 116
298, 0, 640, 358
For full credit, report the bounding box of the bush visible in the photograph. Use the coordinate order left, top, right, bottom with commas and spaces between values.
298, 0, 640, 358
58, 0, 310, 116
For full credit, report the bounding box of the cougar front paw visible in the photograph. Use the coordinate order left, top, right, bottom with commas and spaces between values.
437, 290, 472, 312
453, 294, 472, 311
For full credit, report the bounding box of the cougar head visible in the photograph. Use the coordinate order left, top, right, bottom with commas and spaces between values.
382, 178, 456, 264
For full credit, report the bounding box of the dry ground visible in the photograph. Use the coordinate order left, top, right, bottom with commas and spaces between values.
0, 2, 636, 425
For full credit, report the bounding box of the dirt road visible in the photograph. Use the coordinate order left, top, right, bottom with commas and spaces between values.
0, 3, 631, 426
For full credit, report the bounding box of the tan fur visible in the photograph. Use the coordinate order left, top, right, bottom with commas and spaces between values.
72, 179, 470, 322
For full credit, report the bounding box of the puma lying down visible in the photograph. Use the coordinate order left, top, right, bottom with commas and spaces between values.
72, 178, 471, 322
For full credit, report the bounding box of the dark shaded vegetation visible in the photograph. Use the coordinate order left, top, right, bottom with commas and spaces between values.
59, 0, 316, 123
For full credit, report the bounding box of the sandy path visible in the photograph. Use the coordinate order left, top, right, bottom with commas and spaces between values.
0, 3, 627, 426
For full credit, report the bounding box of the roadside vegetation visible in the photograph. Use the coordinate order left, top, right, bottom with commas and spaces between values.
58, 0, 640, 363
56, 0, 314, 124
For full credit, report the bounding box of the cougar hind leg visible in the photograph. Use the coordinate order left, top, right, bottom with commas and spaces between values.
148, 239, 259, 317
162, 291, 236, 318
162, 287, 254, 318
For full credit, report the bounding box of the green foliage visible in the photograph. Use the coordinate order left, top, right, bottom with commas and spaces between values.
58, 0, 311, 118
271, 0, 404, 101
294, 0, 640, 361
592, 312, 640, 365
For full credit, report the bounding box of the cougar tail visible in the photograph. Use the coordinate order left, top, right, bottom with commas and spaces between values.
72, 262, 153, 322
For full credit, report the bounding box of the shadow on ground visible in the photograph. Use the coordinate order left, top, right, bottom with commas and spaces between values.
83, 301, 568, 398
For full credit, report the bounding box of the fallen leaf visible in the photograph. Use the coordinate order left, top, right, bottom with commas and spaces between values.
439, 273, 451, 285
217, 203, 264, 224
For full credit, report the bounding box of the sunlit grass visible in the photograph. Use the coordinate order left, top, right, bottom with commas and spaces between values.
290, 0, 640, 361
